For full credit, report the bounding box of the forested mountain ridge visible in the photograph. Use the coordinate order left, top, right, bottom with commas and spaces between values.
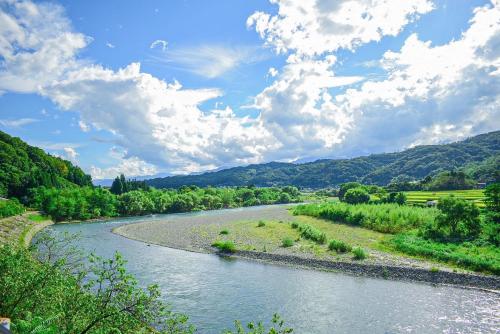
0, 130, 92, 198
146, 131, 500, 189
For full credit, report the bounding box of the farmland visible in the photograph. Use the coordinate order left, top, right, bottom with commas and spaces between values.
404, 189, 485, 207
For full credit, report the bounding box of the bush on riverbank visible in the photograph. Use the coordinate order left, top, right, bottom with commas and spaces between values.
352, 247, 367, 260
293, 202, 438, 234
0, 198, 25, 218
328, 239, 352, 253
291, 222, 327, 244
212, 240, 236, 252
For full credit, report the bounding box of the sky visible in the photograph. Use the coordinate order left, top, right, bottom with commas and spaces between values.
0, 0, 499, 180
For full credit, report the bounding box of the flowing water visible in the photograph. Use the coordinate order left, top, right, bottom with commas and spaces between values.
45, 207, 499, 333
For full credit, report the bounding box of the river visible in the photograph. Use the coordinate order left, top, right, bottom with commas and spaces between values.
45, 206, 499, 333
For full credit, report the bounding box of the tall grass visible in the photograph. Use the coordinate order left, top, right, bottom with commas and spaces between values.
291, 222, 327, 244
293, 202, 437, 234
389, 234, 500, 274
211, 240, 236, 252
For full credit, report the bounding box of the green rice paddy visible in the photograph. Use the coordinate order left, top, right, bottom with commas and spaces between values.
404, 189, 485, 207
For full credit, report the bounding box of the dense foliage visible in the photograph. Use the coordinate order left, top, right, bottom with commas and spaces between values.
293, 202, 437, 234
146, 131, 500, 188
421, 171, 475, 191
31, 185, 301, 222
0, 198, 25, 218
0, 130, 92, 199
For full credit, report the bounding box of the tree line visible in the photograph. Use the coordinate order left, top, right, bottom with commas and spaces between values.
30, 184, 301, 222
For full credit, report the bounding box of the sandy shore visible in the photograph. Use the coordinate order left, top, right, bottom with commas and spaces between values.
113, 205, 500, 291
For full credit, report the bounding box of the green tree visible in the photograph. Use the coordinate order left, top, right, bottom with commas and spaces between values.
343, 187, 370, 205
338, 182, 363, 201
110, 176, 123, 195
424, 196, 481, 241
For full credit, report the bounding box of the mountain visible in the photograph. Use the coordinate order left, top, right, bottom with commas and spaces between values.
146, 131, 500, 189
0, 130, 92, 198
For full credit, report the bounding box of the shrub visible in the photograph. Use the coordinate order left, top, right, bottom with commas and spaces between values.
290, 222, 299, 229
257, 220, 266, 227
422, 196, 481, 242
0, 198, 25, 218
219, 229, 229, 235
328, 239, 352, 253
352, 247, 367, 260
343, 188, 370, 205
281, 238, 294, 248
211, 240, 236, 252
338, 182, 364, 201
296, 223, 327, 244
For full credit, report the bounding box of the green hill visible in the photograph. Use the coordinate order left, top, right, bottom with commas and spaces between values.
146, 131, 500, 189
0, 130, 92, 198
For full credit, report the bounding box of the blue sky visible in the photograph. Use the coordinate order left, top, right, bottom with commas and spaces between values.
0, 0, 499, 180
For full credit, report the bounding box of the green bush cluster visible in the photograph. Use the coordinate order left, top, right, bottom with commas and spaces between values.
328, 239, 352, 253
0, 198, 25, 218
291, 222, 326, 244
211, 240, 236, 253
293, 202, 437, 234
352, 247, 367, 260
281, 238, 294, 248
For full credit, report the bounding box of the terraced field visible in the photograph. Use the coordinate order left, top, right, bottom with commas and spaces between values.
405, 189, 485, 207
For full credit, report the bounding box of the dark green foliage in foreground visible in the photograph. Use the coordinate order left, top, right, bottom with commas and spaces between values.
422, 196, 481, 242
146, 131, 500, 188
389, 234, 500, 274
343, 187, 370, 204
293, 202, 437, 234
30, 185, 301, 222
0, 232, 195, 334
0, 130, 92, 199
0, 198, 25, 218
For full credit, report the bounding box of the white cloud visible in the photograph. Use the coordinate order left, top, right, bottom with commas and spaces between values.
90, 148, 158, 179
1, 0, 499, 175
78, 120, 90, 132
155, 45, 266, 78
106, 42, 115, 48
267, 67, 278, 77
63, 147, 78, 163
150, 39, 167, 51
0, 117, 38, 127
247, 0, 434, 57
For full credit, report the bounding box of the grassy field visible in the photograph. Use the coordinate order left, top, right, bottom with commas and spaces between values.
404, 189, 485, 207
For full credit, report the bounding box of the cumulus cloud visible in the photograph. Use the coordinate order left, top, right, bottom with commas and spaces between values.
150, 39, 167, 51
155, 44, 267, 78
1, 0, 499, 175
106, 42, 115, 48
248, 0, 500, 158
247, 0, 434, 57
90, 148, 158, 179
267, 67, 278, 77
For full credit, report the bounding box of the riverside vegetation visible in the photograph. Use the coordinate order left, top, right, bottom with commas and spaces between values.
293, 182, 500, 274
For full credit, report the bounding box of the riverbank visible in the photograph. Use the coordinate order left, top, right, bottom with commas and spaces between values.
113, 205, 500, 291
0, 212, 53, 247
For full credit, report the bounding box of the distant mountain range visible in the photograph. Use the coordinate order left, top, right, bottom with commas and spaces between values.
146, 131, 500, 189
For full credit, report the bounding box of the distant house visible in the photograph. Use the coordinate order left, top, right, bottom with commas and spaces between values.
476, 182, 487, 189
426, 200, 438, 207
